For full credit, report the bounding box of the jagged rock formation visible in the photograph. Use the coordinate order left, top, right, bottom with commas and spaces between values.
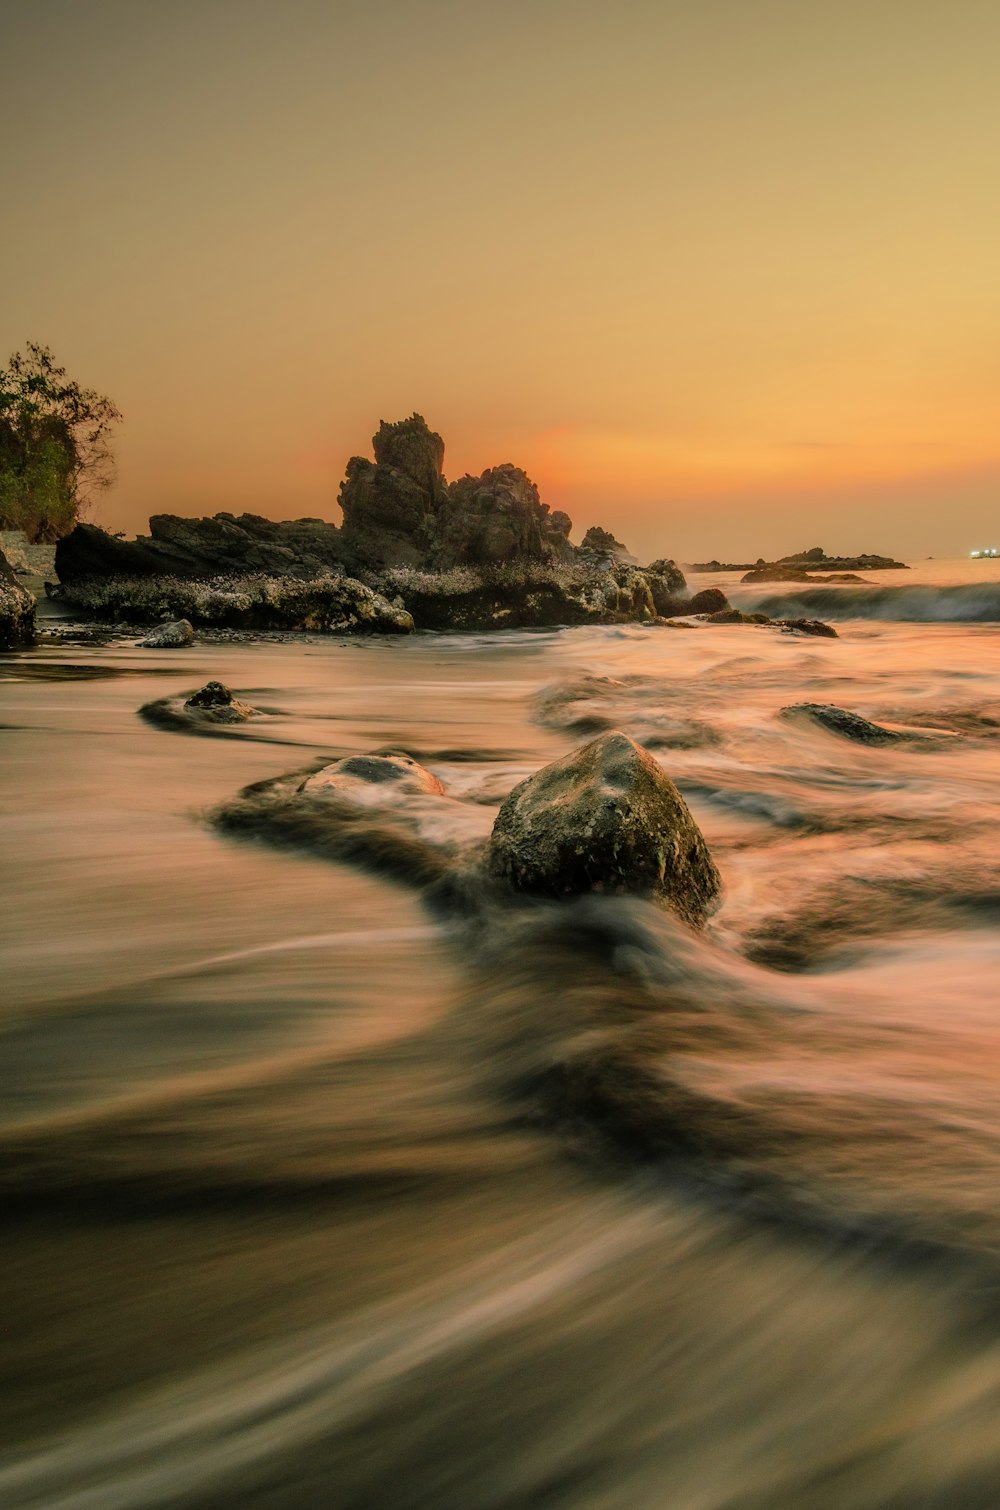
51, 414, 700, 634
0, 547, 37, 648
339, 416, 573, 570
486, 731, 721, 927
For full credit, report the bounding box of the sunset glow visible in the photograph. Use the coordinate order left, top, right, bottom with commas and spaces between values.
5, 1, 1000, 559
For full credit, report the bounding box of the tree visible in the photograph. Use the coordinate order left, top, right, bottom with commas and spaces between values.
0, 343, 122, 541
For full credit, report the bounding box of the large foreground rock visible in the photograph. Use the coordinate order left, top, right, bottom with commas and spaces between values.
486, 732, 721, 926
0, 548, 36, 648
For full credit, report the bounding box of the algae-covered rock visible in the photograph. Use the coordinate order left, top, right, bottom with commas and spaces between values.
486, 731, 721, 926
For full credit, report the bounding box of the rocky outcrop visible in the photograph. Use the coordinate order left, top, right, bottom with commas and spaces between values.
54, 573, 414, 634
337, 415, 449, 568
55, 515, 349, 582
486, 731, 721, 926
375, 559, 681, 631
691, 546, 907, 573
0, 547, 36, 648
781, 703, 908, 744
437, 465, 574, 567
139, 618, 194, 648
339, 416, 574, 571
51, 415, 696, 634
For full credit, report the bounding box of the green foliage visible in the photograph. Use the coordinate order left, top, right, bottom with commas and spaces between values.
0, 343, 121, 541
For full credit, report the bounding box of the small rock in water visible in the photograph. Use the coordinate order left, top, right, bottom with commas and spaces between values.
183, 681, 259, 722
300, 753, 446, 801
775, 617, 838, 638
486, 730, 721, 926
781, 703, 906, 745
139, 618, 194, 648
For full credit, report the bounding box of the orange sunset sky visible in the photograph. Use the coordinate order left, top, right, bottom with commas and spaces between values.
4, 0, 1000, 562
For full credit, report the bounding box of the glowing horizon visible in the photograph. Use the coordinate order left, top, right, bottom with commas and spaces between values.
4, 0, 1000, 562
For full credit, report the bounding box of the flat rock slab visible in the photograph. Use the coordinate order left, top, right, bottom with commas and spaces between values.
486, 730, 721, 927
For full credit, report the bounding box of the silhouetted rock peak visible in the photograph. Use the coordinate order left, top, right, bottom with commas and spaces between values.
371, 414, 445, 488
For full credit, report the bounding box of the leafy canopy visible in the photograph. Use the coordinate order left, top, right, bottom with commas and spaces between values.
0, 343, 122, 541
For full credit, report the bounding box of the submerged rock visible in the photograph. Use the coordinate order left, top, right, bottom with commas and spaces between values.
774, 618, 838, 638
781, 703, 907, 744
183, 681, 260, 723
300, 753, 446, 801
139, 618, 194, 648
486, 731, 721, 926
0, 547, 36, 649
699, 608, 837, 637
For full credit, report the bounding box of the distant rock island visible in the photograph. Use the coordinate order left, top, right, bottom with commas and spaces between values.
691, 546, 909, 577
0, 414, 828, 640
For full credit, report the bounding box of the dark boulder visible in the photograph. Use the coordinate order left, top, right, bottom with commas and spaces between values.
486, 731, 721, 926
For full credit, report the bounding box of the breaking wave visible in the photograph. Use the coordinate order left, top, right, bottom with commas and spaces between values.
751, 582, 1000, 622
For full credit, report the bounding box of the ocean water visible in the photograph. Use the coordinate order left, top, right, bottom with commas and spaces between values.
4, 558, 1000, 1507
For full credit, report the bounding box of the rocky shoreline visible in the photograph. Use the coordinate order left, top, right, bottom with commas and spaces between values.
2, 416, 847, 642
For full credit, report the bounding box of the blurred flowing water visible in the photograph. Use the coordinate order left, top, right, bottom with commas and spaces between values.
5, 559, 1000, 1507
